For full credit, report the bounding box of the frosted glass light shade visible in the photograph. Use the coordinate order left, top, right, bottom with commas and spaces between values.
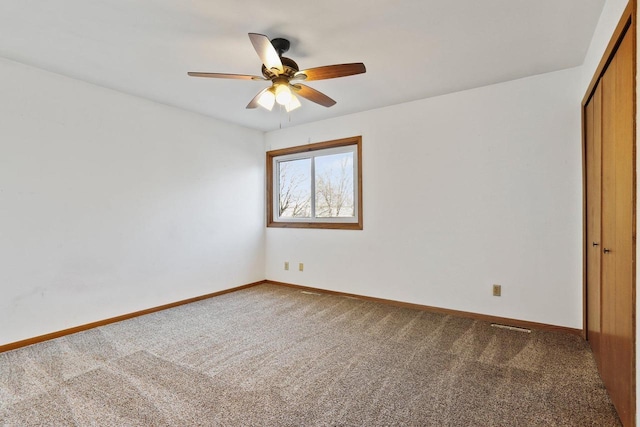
257, 89, 275, 110
258, 89, 276, 111
275, 84, 292, 105
285, 94, 301, 112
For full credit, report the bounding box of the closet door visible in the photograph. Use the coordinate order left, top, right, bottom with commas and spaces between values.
584, 83, 602, 369
600, 28, 634, 426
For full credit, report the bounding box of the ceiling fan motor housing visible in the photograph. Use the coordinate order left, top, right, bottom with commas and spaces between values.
262, 56, 299, 79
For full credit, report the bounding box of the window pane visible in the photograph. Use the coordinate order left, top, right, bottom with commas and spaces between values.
278, 158, 311, 218
266, 136, 362, 229
314, 152, 355, 218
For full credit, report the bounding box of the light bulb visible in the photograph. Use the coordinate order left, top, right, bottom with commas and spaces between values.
275, 84, 292, 105
285, 94, 301, 112
257, 88, 275, 111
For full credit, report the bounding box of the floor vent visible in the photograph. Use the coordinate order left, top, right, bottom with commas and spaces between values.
490, 323, 531, 333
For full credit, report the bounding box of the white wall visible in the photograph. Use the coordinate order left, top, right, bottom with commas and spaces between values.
0, 58, 265, 346
265, 67, 583, 328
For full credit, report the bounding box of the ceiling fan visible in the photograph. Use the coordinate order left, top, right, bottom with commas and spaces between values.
188, 33, 366, 112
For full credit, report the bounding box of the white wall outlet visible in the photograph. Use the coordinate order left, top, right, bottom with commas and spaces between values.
284, 261, 289, 271
299, 263, 304, 272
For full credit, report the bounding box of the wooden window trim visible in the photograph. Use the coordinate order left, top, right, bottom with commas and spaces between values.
266, 136, 363, 230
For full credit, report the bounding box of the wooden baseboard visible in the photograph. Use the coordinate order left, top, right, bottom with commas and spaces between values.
0, 280, 267, 354
267, 280, 583, 336
0, 278, 582, 353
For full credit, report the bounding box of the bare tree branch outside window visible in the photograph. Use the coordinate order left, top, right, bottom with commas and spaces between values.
315, 153, 354, 218
278, 160, 311, 218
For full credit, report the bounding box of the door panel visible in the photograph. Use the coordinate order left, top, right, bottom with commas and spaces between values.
610, 30, 634, 427
599, 29, 634, 427
600, 52, 617, 394
585, 83, 602, 367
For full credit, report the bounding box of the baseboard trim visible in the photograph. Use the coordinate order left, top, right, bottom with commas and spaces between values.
267, 280, 583, 336
1, 278, 582, 353
0, 280, 267, 354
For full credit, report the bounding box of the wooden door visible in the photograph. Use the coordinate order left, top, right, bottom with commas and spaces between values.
585, 83, 602, 368
599, 28, 634, 426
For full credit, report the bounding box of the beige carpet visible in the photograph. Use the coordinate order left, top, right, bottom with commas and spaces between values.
0, 283, 621, 426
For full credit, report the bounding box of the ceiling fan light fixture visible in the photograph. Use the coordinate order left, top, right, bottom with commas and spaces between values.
285, 94, 301, 112
275, 84, 292, 106
188, 33, 366, 113
257, 88, 276, 110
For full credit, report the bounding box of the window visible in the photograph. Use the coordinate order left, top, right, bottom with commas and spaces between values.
267, 136, 362, 229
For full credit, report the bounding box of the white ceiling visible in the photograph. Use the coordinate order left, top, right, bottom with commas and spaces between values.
0, 0, 605, 132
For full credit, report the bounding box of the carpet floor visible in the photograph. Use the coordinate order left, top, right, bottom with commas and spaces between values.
0, 283, 621, 426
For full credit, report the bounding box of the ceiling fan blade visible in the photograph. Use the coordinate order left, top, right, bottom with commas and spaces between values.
188, 72, 266, 80
291, 84, 336, 107
294, 63, 366, 81
246, 88, 269, 109
248, 33, 283, 74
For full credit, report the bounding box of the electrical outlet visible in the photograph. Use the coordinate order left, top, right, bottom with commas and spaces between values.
493, 284, 501, 297
299, 263, 304, 272
284, 262, 289, 271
